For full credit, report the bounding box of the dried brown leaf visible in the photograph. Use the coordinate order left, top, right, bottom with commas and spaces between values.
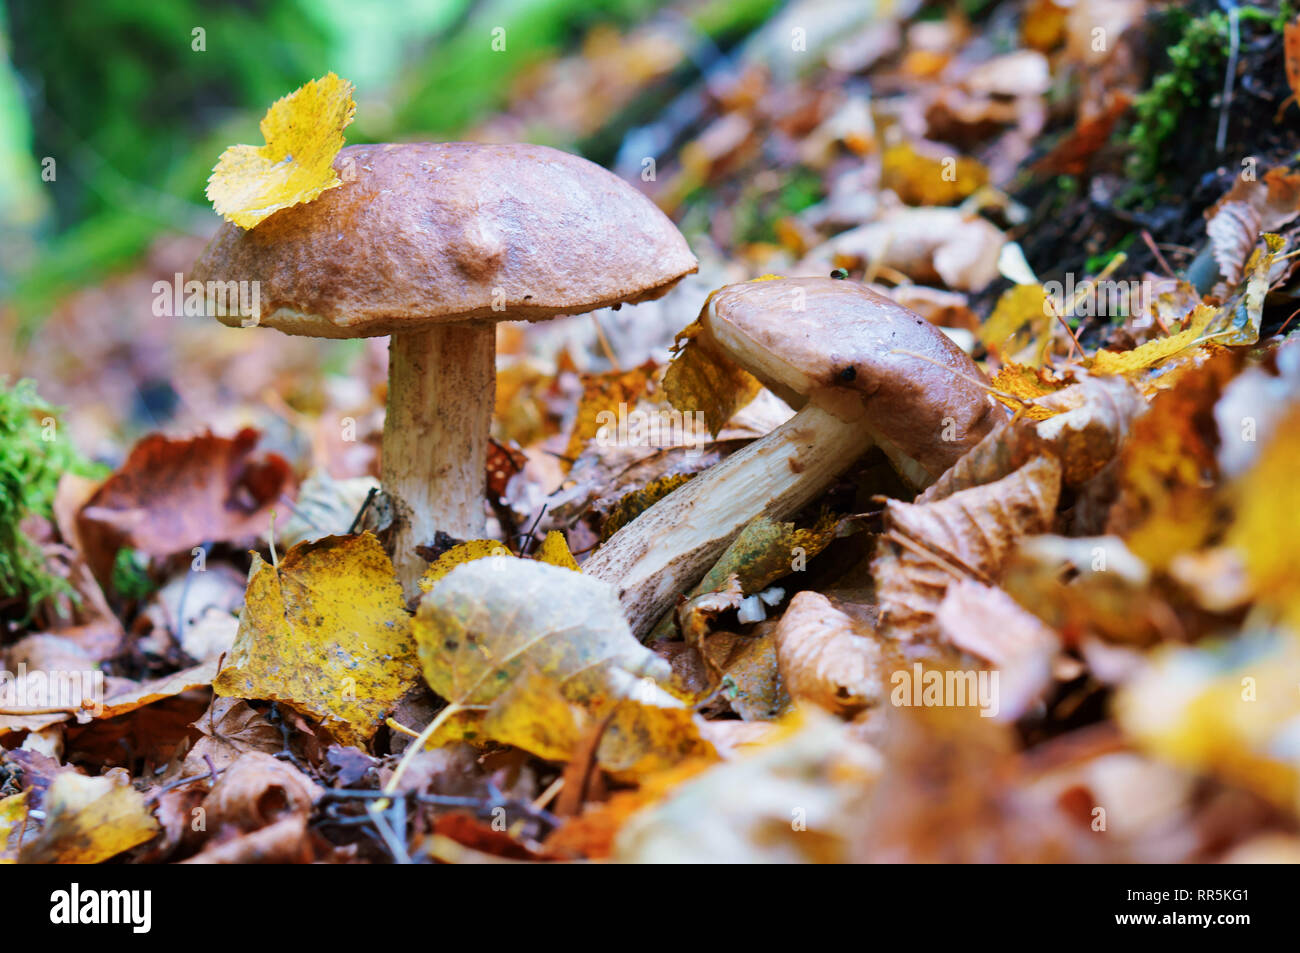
874, 455, 1062, 640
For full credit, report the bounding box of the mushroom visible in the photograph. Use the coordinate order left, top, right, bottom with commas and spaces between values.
193, 142, 697, 594
583, 276, 1000, 636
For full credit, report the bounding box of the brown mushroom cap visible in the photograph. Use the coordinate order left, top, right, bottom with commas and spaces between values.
192, 142, 698, 338
703, 276, 998, 478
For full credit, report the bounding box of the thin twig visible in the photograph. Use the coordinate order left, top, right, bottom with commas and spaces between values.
348, 487, 379, 534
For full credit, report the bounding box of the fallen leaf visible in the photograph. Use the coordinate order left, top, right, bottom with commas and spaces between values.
1115, 630, 1300, 810
881, 140, 988, 206
979, 283, 1050, 358
202, 751, 321, 833
988, 363, 1070, 418
535, 530, 581, 571
183, 697, 283, 776
599, 473, 694, 541
563, 360, 660, 462
874, 455, 1061, 640
206, 73, 357, 229
76, 428, 292, 589
1106, 350, 1241, 568
182, 814, 316, 864
0, 792, 27, 863
398, 558, 691, 778
213, 533, 421, 746
1225, 403, 1300, 628
775, 591, 883, 716
613, 711, 879, 863
921, 374, 1144, 498
418, 539, 513, 592
19, 772, 158, 864
934, 579, 1059, 719
662, 316, 763, 435
1032, 92, 1130, 177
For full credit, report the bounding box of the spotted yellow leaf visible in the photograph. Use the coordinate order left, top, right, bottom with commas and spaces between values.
988, 363, 1069, 419
418, 539, 513, 593
535, 530, 581, 571
206, 72, 357, 229
213, 532, 420, 746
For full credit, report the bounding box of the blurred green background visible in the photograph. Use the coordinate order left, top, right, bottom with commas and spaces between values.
0, 0, 778, 327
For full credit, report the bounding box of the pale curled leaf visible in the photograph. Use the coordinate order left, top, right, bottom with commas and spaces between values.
414, 558, 701, 769
934, 579, 1059, 720
920, 374, 1144, 500
775, 591, 883, 716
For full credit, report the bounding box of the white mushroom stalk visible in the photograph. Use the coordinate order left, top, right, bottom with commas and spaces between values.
583, 402, 875, 637
383, 324, 495, 594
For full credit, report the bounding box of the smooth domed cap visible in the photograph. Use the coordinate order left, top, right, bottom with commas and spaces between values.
191, 142, 698, 338
703, 277, 998, 478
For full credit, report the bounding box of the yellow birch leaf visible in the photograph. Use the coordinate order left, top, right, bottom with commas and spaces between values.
536, 530, 581, 571
1226, 405, 1300, 629
881, 141, 988, 206
1087, 306, 1218, 377
419, 539, 512, 593
213, 532, 420, 746
206, 72, 357, 229
988, 363, 1068, 419
563, 361, 660, 462
663, 319, 762, 435
18, 773, 158, 864
979, 283, 1049, 356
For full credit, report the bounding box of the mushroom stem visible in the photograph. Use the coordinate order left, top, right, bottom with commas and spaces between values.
583, 403, 876, 638
383, 323, 495, 596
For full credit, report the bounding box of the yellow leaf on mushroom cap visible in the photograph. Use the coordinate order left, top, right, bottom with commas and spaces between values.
206, 72, 357, 229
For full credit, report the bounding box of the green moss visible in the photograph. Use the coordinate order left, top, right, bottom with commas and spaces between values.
1127, 10, 1229, 184
1126, 3, 1295, 187
0, 378, 104, 618
111, 547, 155, 602
732, 166, 824, 244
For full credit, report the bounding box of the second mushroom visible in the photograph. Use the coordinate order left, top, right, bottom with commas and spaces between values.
583, 276, 1001, 636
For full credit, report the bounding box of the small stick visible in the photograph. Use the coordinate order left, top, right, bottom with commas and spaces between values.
1215, 3, 1240, 153
591, 314, 622, 371
1140, 229, 1177, 280
348, 487, 379, 534
888, 348, 1036, 408
1044, 295, 1084, 360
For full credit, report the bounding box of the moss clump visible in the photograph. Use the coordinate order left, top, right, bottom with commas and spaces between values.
0, 378, 103, 617
1126, 3, 1295, 186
